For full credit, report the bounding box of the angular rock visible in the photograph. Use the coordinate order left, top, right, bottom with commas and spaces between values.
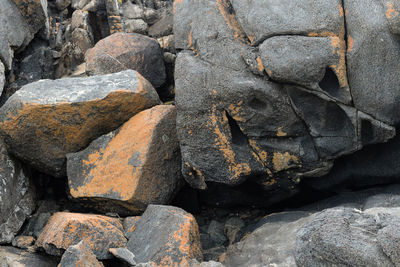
11, 0, 48, 36
67, 105, 182, 214
36, 212, 127, 259
59, 241, 104, 267
0, 139, 35, 244
85, 32, 166, 88
148, 9, 172, 38
123, 216, 141, 239
109, 247, 136, 266
0, 70, 160, 177
127, 205, 203, 265
0, 246, 58, 267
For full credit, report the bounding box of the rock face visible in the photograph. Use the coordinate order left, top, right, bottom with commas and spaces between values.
85, 32, 166, 88
173, 0, 397, 194
59, 240, 105, 267
67, 105, 182, 214
0, 139, 35, 244
0, 246, 58, 267
36, 212, 127, 259
127, 205, 203, 265
0, 70, 160, 177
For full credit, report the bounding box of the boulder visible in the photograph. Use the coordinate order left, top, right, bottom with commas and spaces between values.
85, 33, 166, 88
36, 212, 127, 259
0, 139, 35, 244
0, 246, 58, 267
59, 240, 104, 267
127, 205, 203, 265
173, 0, 397, 195
67, 105, 182, 214
0, 70, 160, 177
11, 0, 48, 36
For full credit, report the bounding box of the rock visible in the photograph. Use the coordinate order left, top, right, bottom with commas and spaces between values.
157, 35, 175, 53
173, 0, 397, 194
72, 0, 102, 11
12, 236, 35, 249
0, 246, 58, 267
59, 240, 104, 267
0, 62, 4, 96
123, 216, 141, 239
224, 217, 244, 246
206, 221, 227, 248
124, 19, 149, 34
0, 70, 160, 177
122, 2, 145, 19
127, 205, 203, 265
109, 247, 136, 266
67, 105, 182, 214
56, 0, 71, 10
0, 0, 34, 70
0, 139, 35, 244
11, 0, 48, 37
189, 259, 226, 267
85, 32, 166, 88
36, 212, 127, 259
148, 9, 172, 37
203, 246, 226, 262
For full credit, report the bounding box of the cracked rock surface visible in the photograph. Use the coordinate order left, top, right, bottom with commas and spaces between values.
173, 0, 398, 198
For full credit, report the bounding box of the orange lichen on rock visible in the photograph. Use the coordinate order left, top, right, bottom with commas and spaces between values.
272, 152, 299, 172
36, 212, 126, 259
386, 2, 399, 19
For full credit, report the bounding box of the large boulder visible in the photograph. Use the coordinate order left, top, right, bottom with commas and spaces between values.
36, 212, 127, 259
0, 246, 58, 267
0, 139, 35, 244
127, 205, 203, 265
85, 33, 166, 88
0, 70, 160, 177
173, 0, 397, 196
67, 105, 182, 214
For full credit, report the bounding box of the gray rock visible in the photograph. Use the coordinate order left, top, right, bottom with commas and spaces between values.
148, 9, 172, 37
124, 19, 148, 34
123, 216, 141, 240
56, 0, 71, 10
0, 62, 4, 96
0, 70, 160, 177
0, 139, 35, 244
59, 241, 104, 267
109, 247, 136, 266
189, 259, 226, 267
122, 2, 145, 19
0, 246, 58, 267
224, 217, 244, 246
72, 0, 102, 11
206, 221, 227, 248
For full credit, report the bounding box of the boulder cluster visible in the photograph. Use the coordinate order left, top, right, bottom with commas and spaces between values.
1, 0, 400, 266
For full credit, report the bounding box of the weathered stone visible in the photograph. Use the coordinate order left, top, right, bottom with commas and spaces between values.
224, 217, 244, 246
0, 62, 4, 96
72, 0, 102, 12
11, 0, 48, 37
123, 216, 141, 239
124, 19, 149, 34
67, 105, 182, 214
36, 212, 127, 259
148, 9, 172, 37
0, 246, 58, 267
59, 240, 104, 267
0, 139, 35, 244
56, 0, 71, 10
12, 236, 35, 249
173, 0, 397, 194
189, 259, 226, 267
109, 247, 136, 266
122, 2, 145, 19
0, 70, 160, 177
85, 32, 166, 88
157, 35, 175, 53
127, 205, 203, 265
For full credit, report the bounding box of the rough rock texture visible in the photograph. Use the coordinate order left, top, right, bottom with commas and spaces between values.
85, 32, 166, 88
224, 185, 400, 267
123, 216, 141, 239
0, 139, 35, 244
0, 70, 160, 177
11, 0, 48, 36
36, 212, 127, 259
0, 62, 4, 96
59, 240, 105, 267
0, 246, 58, 267
109, 247, 136, 266
173, 0, 397, 195
127, 205, 203, 265
67, 105, 182, 214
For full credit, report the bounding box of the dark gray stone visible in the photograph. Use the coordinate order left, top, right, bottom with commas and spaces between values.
0, 139, 35, 244
224, 217, 244, 246
0, 246, 58, 267
59, 241, 104, 267
109, 247, 136, 266
148, 9, 172, 37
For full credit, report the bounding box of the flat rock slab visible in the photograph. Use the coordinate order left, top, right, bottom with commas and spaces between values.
85, 32, 166, 88
127, 205, 203, 265
0, 246, 58, 267
67, 105, 182, 214
0, 139, 35, 244
36, 212, 127, 259
59, 240, 105, 267
0, 70, 160, 177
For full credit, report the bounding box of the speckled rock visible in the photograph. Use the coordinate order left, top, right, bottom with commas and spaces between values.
67, 105, 182, 214
0, 70, 160, 177
59, 240, 104, 267
85, 32, 166, 88
0, 139, 35, 244
127, 205, 203, 265
36, 212, 127, 259
11, 0, 48, 36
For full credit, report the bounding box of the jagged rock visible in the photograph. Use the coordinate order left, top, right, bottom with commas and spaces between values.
59, 241, 104, 267
0, 139, 35, 244
0, 70, 160, 177
0, 246, 58, 267
85, 32, 166, 88
109, 247, 136, 266
67, 105, 182, 214
36, 212, 127, 259
173, 0, 397, 196
11, 0, 48, 37
127, 205, 203, 265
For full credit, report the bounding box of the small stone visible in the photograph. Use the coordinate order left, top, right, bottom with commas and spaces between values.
124, 19, 149, 34
109, 247, 136, 266
12, 236, 35, 249
122, 2, 145, 19
59, 240, 104, 267
224, 217, 244, 245
36, 212, 127, 259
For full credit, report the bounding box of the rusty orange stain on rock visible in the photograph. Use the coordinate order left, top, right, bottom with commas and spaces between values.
256, 57, 265, 72
249, 140, 267, 163
347, 35, 354, 52
386, 3, 399, 19
339, 4, 344, 17
276, 127, 287, 137
272, 152, 299, 172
